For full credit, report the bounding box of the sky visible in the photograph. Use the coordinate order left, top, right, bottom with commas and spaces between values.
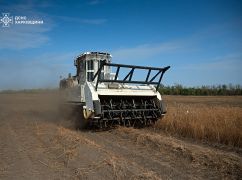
0, 0, 241, 90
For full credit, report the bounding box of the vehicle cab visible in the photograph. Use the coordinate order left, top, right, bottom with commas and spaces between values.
74, 52, 112, 84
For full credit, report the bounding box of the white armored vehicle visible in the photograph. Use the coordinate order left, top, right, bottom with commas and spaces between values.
60, 52, 170, 128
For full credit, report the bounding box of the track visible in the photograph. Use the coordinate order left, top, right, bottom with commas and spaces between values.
0, 92, 241, 179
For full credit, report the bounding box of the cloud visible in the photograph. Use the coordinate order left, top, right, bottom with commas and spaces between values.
171, 53, 242, 86
54, 15, 107, 25
0, 25, 50, 49
0, 52, 76, 90
179, 53, 242, 71
0, 1, 53, 49
80, 18, 107, 25
111, 20, 242, 64
88, 0, 102, 5
111, 42, 182, 61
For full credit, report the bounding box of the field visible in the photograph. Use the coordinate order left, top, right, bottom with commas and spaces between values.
156, 96, 242, 148
0, 92, 241, 179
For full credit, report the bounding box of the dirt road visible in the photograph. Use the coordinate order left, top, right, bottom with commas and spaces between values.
0, 92, 241, 179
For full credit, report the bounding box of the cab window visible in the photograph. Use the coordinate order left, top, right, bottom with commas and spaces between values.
87, 60, 94, 82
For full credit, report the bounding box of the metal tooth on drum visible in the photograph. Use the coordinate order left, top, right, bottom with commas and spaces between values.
98, 97, 161, 128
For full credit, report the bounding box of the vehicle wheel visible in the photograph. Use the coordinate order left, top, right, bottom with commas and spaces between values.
75, 105, 89, 130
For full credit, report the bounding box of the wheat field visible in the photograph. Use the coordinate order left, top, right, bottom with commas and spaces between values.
155, 96, 242, 148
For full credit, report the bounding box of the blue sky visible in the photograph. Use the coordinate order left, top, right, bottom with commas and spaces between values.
0, 0, 241, 90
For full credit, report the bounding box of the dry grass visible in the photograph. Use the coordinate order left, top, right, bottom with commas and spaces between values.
117, 127, 241, 178
155, 96, 242, 148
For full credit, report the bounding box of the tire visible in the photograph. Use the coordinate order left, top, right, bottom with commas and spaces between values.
74, 105, 89, 130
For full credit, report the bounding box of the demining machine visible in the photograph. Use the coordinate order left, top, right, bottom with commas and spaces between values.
59, 52, 170, 129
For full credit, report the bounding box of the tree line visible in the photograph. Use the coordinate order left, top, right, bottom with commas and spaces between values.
159, 84, 242, 96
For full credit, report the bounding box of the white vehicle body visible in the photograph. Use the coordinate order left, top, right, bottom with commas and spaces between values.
60, 52, 170, 128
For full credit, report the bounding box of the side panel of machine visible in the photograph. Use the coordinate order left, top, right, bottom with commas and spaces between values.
84, 82, 99, 111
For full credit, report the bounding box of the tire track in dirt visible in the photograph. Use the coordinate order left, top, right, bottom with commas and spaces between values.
78, 129, 190, 179
77, 127, 242, 179
115, 128, 242, 179
32, 122, 163, 179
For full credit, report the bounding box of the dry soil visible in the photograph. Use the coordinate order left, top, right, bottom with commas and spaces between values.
0, 92, 241, 179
